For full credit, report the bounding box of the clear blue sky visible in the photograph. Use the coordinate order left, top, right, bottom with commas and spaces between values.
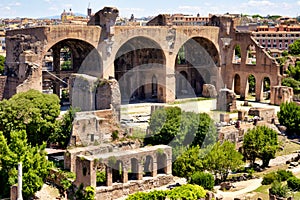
0, 0, 299, 19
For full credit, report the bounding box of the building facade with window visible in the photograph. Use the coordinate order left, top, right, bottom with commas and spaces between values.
252, 25, 300, 56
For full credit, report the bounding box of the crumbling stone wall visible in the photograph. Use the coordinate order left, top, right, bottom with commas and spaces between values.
74, 145, 172, 188
270, 86, 293, 105
0, 76, 7, 100
69, 74, 121, 118
217, 88, 237, 112
71, 109, 121, 147
88, 7, 119, 40
96, 79, 121, 121
4, 28, 47, 98
248, 107, 275, 122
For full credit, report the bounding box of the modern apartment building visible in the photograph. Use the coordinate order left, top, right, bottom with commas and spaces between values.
252, 25, 300, 56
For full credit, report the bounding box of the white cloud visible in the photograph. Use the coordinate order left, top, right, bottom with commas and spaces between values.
247, 0, 274, 7
63, 4, 73, 9
8, 2, 21, 7
121, 7, 144, 12
49, 6, 59, 11
297, 1, 300, 5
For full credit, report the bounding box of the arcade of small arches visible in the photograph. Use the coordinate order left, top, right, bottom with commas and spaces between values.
232, 73, 271, 101
74, 145, 172, 188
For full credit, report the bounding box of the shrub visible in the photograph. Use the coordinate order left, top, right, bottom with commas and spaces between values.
262, 172, 278, 185
189, 171, 214, 190
126, 190, 168, 200
277, 170, 294, 181
96, 171, 106, 184
269, 181, 289, 198
287, 177, 300, 191
167, 184, 206, 200
112, 130, 119, 141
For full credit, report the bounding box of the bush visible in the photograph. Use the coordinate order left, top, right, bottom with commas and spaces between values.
167, 184, 206, 200
112, 130, 119, 141
262, 172, 278, 185
126, 190, 168, 200
126, 184, 206, 200
269, 181, 289, 198
189, 171, 214, 190
96, 171, 106, 184
287, 177, 300, 191
277, 170, 294, 181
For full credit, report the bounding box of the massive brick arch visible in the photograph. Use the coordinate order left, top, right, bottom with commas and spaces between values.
44, 26, 101, 52
175, 36, 221, 98
113, 36, 166, 103
42, 38, 102, 99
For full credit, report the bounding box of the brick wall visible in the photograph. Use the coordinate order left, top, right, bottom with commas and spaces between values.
0, 76, 7, 100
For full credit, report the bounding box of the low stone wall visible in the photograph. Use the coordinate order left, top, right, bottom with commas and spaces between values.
95, 175, 173, 200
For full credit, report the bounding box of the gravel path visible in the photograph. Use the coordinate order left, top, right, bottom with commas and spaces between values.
214, 178, 263, 200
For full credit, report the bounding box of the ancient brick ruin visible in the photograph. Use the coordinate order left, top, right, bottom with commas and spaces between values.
74, 145, 172, 199
2, 6, 286, 107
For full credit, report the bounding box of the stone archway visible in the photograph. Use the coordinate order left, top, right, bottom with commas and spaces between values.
114, 36, 166, 103
247, 74, 256, 100
175, 36, 219, 98
157, 153, 167, 174
143, 155, 154, 177
233, 74, 241, 95
42, 39, 102, 100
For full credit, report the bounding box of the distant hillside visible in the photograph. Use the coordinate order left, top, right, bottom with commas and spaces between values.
38, 13, 86, 20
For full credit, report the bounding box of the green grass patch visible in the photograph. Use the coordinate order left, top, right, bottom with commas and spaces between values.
168, 97, 213, 105
276, 135, 300, 157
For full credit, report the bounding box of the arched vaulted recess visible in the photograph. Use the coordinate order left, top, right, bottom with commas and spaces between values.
42, 39, 102, 100
114, 36, 166, 103
175, 37, 220, 98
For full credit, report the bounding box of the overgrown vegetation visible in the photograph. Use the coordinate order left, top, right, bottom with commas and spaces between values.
242, 125, 278, 168
145, 107, 217, 160
189, 171, 214, 190
278, 102, 300, 135
126, 184, 206, 200
0, 55, 4, 74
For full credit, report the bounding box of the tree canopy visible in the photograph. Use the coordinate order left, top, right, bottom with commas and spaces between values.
144, 107, 217, 159
278, 102, 300, 135
205, 141, 244, 182
0, 89, 60, 145
172, 145, 205, 178
0, 55, 4, 74
242, 125, 278, 167
289, 39, 300, 56
0, 130, 52, 198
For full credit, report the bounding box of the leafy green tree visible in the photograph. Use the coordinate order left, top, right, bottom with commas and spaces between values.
145, 107, 217, 159
0, 55, 4, 74
248, 74, 256, 94
269, 181, 290, 198
242, 126, 278, 167
286, 62, 300, 80
167, 184, 206, 200
204, 141, 244, 182
0, 89, 60, 145
278, 102, 300, 135
189, 171, 214, 190
235, 45, 241, 58
289, 39, 300, 55
0, 130, 52, 198
172, 146, 205, 178
61, 60, 72, 71
49, 107, 79, 148
282, 77, 300, 93
252, 14, 263, 19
